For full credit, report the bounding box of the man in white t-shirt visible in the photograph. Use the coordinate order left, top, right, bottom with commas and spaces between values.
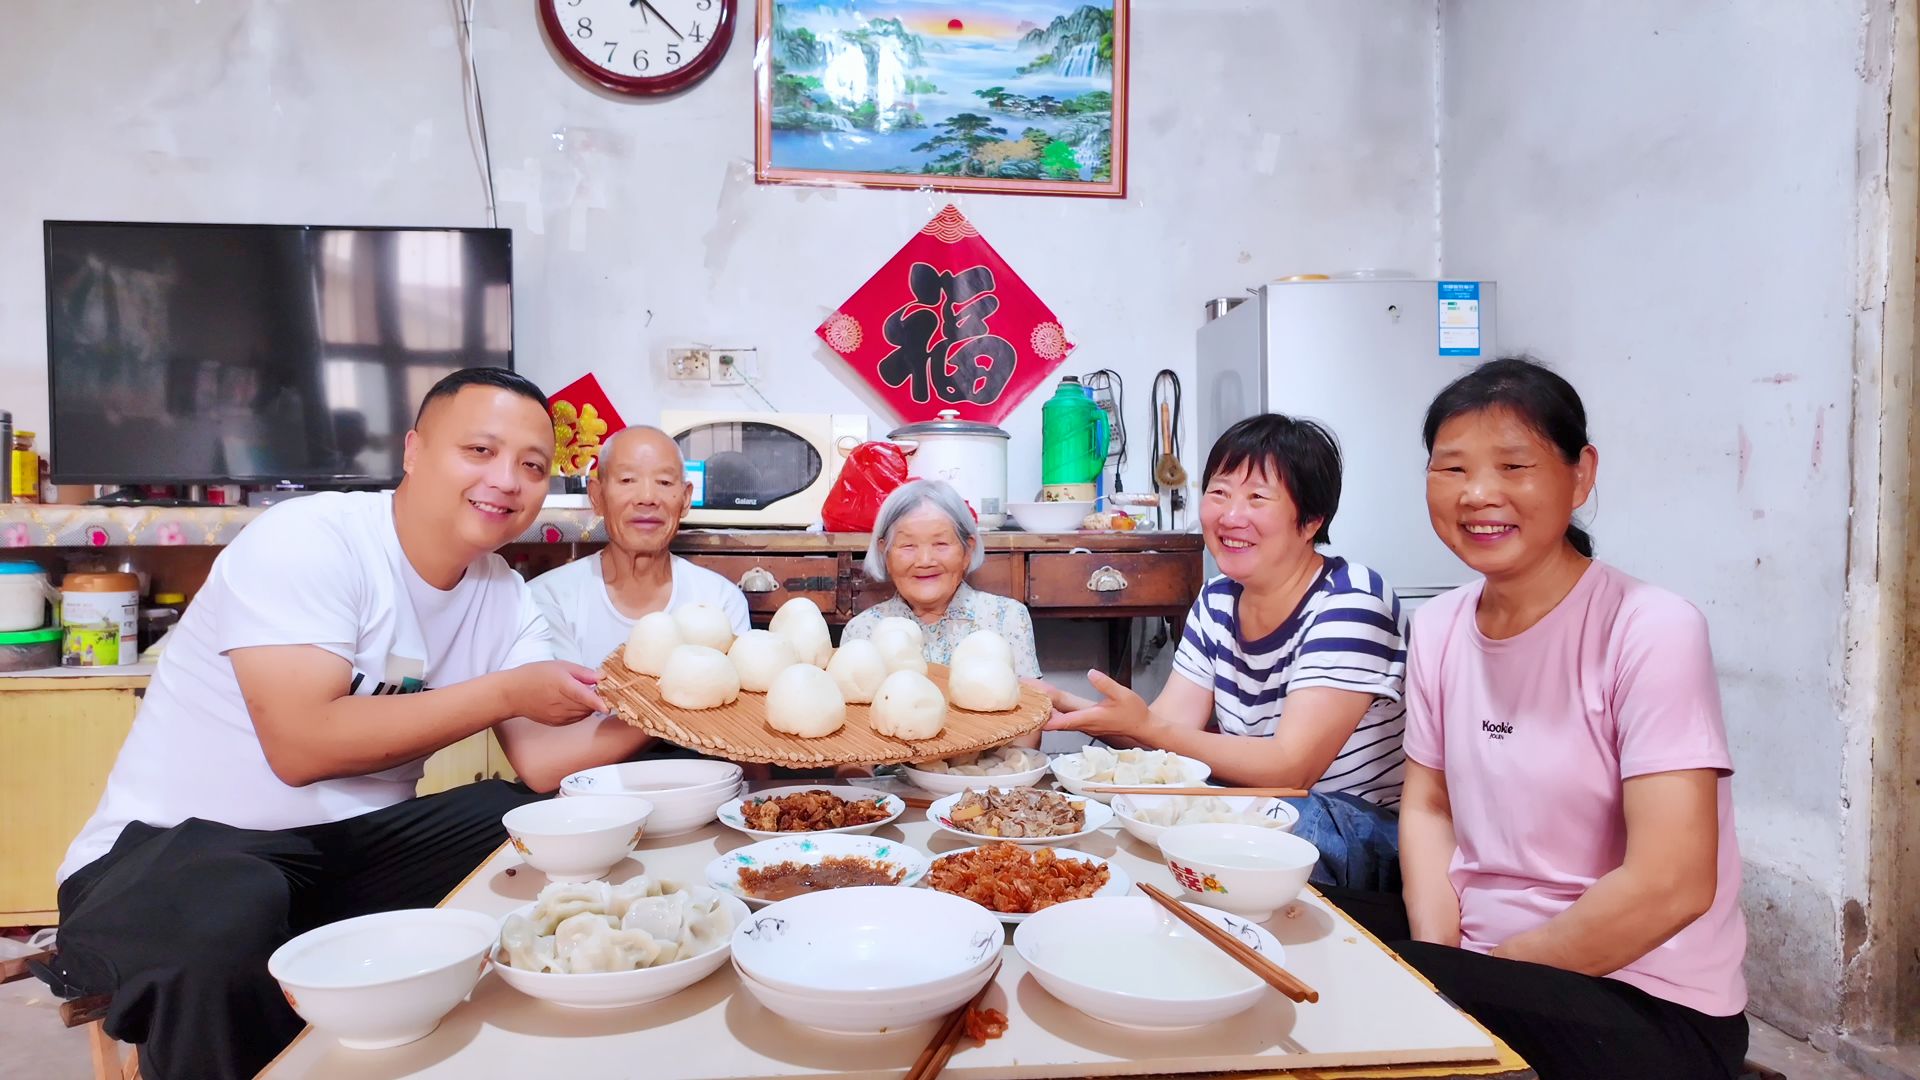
40, 370, 653, 1080
529, 425, 749, 667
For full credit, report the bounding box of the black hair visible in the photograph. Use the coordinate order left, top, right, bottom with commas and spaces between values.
413, 367, 550, 427
1201, 413, 1342, 545
1421, 356, 1594, 558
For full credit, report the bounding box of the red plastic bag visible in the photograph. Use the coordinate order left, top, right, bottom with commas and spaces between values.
821, 441, 912, 533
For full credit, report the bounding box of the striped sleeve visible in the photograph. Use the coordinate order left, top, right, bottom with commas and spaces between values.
1171, 593, 1216, 689
1289, 574, 1408, 702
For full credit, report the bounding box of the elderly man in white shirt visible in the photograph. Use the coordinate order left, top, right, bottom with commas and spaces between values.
529, 426, 749, 668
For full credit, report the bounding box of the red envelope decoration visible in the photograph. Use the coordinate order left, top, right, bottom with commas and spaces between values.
817, 205, 1075, 426
548, 372, 626, 476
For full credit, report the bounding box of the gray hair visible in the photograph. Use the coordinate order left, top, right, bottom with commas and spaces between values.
864, 478, 985, 581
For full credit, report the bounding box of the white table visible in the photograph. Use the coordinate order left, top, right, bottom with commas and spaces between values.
262, 806, 1529, 1079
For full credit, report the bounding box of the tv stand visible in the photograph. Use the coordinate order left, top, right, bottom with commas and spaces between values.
86, 487, 208, 508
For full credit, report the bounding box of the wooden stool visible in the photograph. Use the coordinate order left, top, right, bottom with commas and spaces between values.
1, 950, 139, 1080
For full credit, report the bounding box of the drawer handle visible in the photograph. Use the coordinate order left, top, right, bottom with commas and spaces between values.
1087, 565, 1129, 592
737, 567, 779, 593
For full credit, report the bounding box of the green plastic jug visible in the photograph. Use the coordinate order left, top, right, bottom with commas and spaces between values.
1041, 377, 1109, 486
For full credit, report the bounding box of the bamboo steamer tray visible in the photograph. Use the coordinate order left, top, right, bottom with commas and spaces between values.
598, 651, 1050, 766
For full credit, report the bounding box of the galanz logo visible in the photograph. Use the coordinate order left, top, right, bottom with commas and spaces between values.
1481, 719, 1513, 740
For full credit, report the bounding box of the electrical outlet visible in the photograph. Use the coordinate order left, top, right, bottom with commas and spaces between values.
668, 348, 711, 381
710, 347, 757, 387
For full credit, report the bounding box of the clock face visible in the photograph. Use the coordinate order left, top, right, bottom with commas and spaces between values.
540, 0, 735, 96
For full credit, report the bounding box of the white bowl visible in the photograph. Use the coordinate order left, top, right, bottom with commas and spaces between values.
716, 785, 905, 840
1110, 794, 1300, 847
1007, 501, 1092, 533
1013, 896, 1283, 1030
899, 748, 1051, 796
1051, 750, 1212, 804
502, 796, 653, 883
268, 908, 497, 1049
924, 788, 1113, 847
731, 886, 1002, 998
562, 761, 745, 837
1157, 823, 1319, 921
706, 834, 931, 908
732, 957, 996, 1036
926, 847, 1133, 924
489, 893, 748, 1009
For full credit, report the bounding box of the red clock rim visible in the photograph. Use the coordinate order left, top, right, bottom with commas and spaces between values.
537, 0, 735, 97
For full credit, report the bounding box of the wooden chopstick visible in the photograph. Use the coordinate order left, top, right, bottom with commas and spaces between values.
906, 968, 998, 1080
1082, 785, 1310, 798
1138, 883, 1319, 1003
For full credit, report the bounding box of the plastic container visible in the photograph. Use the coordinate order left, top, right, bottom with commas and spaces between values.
1040, 377, 1109, 488
0, 627, 61, 672
0, 563, 52, 632
61, 571, 140, 667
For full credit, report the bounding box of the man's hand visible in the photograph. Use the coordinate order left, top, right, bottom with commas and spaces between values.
500, 661, 608, 726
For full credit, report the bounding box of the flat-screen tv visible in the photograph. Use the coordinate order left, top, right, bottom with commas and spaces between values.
44, 221, 513, 486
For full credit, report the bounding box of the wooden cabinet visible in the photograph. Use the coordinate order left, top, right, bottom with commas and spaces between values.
418, 731, 515, 796
0, 678, 143, 925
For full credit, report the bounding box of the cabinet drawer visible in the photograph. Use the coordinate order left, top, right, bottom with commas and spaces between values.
848, 553, 1025, 615
679, 555, 841, 619
1025, 552, 1200, 613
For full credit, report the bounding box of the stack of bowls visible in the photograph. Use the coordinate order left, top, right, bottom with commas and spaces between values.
730, 886, 1003, 1036
502, 796, 653, 883
268, 909, 499, 1049
560, 759, 744, 836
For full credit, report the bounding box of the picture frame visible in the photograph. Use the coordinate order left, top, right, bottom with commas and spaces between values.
755, 0, 1128, 198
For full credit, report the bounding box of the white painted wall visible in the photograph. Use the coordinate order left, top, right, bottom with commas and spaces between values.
1439, 0, 1882, 1037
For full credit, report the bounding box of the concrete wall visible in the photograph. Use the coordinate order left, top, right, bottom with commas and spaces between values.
1439, 0, 1889, 1040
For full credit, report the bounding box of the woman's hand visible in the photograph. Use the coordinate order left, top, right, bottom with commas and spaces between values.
1042, 670, 1154, 741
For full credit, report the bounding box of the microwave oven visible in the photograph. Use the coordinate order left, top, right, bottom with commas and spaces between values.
660, 411, 870, 527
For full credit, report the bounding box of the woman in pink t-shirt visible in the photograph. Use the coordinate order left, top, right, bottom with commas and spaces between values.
1329, 358, 1748, 1080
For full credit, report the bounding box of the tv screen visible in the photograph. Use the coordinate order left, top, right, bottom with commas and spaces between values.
44, 221, 513, 486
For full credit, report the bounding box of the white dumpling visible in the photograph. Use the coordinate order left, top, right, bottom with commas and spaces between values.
499, 913, 558, 973
657, 644, 740, 709
623, 611, 683, 676
871, 622, 927, 675
948, 657, 1021, 712
672, 603, 736, 653
825, 639, 889, 704
530, 881, 613, 934
951, 630, 1014, 671
727, 630, 799, 692
769, 597, 833, 667
875, 615, 924, 648
675, 887, 732, 957
765, 663, 846, 738
870, 669, 946, 740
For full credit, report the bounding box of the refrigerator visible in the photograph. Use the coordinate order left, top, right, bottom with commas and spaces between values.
1193, 278, 1499, 602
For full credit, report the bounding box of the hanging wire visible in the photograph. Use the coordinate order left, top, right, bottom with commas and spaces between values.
451, 0, 499, 227
1082, 368, 1126, 491
1151, 369, 1183, 529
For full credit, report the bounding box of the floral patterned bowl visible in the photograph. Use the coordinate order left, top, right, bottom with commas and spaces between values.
1156, 823, 1319, 922
705, 834, 931, 908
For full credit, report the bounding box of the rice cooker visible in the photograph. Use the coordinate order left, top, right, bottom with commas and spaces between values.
887, 410, 1010, 529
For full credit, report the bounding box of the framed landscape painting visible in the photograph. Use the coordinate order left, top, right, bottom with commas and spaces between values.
755, 0, 1128, 198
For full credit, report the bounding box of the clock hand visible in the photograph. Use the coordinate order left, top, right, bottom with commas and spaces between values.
637, 0, 686, 39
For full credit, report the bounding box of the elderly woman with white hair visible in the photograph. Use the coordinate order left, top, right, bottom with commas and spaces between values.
842, 478, 1042, 678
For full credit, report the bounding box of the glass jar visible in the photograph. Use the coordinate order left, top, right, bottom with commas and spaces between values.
10, 430, 39, 504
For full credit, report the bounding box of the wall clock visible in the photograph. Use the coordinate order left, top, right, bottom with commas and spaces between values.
538, 0, 735, 96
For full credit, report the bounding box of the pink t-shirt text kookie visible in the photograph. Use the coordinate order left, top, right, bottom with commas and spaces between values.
1404, 561, 1747, 1016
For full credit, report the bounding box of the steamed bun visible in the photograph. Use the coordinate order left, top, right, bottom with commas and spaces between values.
951, 630, 1014, 671
875, 616, 924, 648
870, 670, 946, 740
673, 604, 736, 653
766, 663, 846, 738
657, 645, 740, 710
769, 597, 832, 667
871, 620, 927, 675
825, 639, 889, 704
623, 611, 683, 676
948, 657, 1021, 712
727, 630, 799, 692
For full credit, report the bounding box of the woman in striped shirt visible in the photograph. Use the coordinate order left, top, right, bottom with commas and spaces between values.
1039, 413, 1409, 889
